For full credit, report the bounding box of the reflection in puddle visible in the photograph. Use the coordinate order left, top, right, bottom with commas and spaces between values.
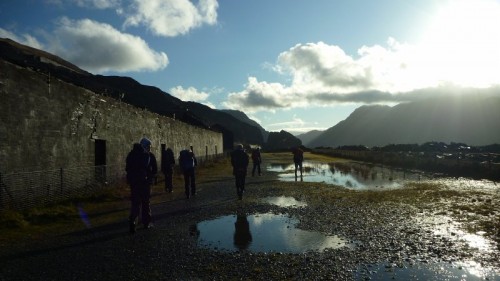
267, 161, 499, 191
195, 213, 356, 253
262, 196, 307, 208
356, 261, 500, 280
267, 161, 421, 189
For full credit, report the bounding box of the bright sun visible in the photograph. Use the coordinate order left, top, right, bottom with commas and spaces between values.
416, 0, 500, 88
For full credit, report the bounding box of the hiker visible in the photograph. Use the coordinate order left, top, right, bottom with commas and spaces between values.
161, 147, 175, 193
231, 144, 249, 200
126, 137, 157, 233
179, 148, 197, 199
292, 146, 304, 180
251, 147, 262, 176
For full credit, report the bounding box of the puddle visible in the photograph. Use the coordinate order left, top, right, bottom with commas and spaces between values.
261, 196, 307, 208
194, 213, 356, 253
267, 161, 422, 189
267, 161, 499, 191
381, 214, 500, 280
356, 261, 500, 280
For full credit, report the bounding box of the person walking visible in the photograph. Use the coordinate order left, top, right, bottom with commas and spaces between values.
231, 144, 249, 200
179, 148, 197, 199
161, 147, 175, 193
126, 137, 157, 234
251, 147, 262, 176
292, 146, 304, 181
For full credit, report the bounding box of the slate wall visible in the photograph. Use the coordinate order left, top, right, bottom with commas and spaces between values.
0, 59, 223, 174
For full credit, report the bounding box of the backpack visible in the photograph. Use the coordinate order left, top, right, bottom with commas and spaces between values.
179, 149, 195, 170
251, 150, 261, 162
293, 148, 303, 162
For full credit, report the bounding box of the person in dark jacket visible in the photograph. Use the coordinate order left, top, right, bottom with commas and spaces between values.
292, 146, 304, 181
161, 147, 175, 193
251, 147, 262, 176
231, 144, 249, 200
179, 149, 197, 199
126, 138, 157, 234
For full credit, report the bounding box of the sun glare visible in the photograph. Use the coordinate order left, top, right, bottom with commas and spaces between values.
416, 0, 500, 88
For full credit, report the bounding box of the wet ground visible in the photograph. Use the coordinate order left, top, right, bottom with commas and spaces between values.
0, 152, 499, 280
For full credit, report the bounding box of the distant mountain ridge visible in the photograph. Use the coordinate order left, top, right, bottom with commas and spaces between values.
309, 95, 500, 147
184, 102, 264, 145
219, 109, 269, 142
0, 38, 264, 148
296, 130, 324, 147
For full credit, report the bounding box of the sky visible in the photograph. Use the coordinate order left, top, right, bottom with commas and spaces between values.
1, 0, 500, 135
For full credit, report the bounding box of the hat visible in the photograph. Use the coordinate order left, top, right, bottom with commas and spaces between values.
140, 137, 152, 148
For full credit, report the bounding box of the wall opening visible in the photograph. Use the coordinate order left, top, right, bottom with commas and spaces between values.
95, 139, 106, 183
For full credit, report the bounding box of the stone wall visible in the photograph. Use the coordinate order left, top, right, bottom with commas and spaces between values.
0, 59, 223, 174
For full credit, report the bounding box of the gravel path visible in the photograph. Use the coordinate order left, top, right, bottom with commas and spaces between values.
0, 153, 499, 280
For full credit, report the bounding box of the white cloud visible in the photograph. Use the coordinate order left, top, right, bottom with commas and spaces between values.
170, 85, 209, 102
48, 17, 168, 73
202, 101, 216, 109
124, 0, 218, 37
223, 77, 293, 112
266, 116, 326, 135
0, 28, 44, 50
225, 30, 500, 113
73, 0, 121, 9
268, 116, 305, 128
223, 0, 500, 114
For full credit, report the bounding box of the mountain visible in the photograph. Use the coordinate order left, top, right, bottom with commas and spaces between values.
309, 95, 500, 148
220, 109, 269, 142
296, 130, 324, 147
265, 130, 302, 151
0, 38, 263, 148
184, 102, 264, 146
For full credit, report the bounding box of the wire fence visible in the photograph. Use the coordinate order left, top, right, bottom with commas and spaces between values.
0, 164, 125, 211
0, 152, 229, 211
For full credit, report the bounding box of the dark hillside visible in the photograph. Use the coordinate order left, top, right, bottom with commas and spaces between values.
220, 109, 269, 142
309, 95, 500, 147
185, 102, 264, 145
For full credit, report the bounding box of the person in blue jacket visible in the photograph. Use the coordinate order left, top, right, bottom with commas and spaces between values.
179, 148, 197, 199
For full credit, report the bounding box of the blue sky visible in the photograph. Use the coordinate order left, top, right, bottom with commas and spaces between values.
2, 0, 500, 135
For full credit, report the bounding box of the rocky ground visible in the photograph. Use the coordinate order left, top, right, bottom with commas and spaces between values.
0, 152, 499, 280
